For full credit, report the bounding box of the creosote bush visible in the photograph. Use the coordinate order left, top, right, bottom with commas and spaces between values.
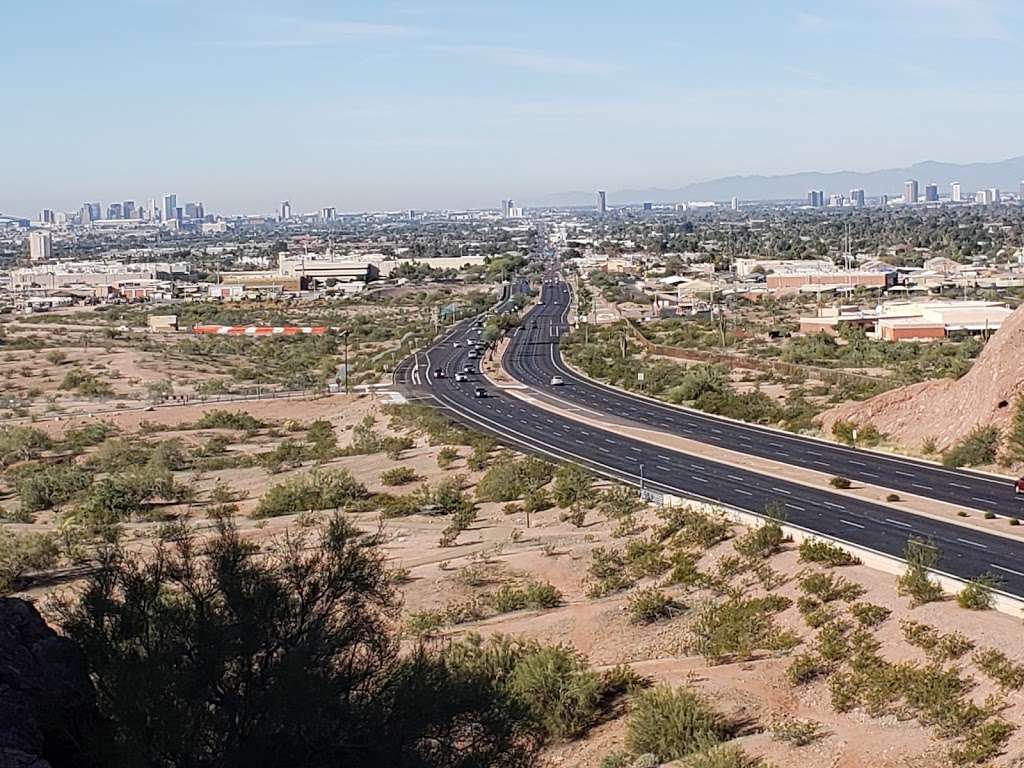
627, 587, 683, 624
798, 538, 860, 567
625, 686, 726, 763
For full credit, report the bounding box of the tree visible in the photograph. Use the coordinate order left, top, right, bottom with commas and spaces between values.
54, 515, 539, 768
553, 464, 595, 512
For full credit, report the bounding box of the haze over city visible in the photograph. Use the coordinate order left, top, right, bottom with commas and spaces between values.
5, 0, 1024, 215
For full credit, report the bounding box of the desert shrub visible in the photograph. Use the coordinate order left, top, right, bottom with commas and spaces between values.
259, 438, 307, 470
192, 409, 266, 431
552, 463, 595, 509
829, 476, 852, 489
973, 648, 1024, 691
896, 537, 944, 607
948, 719, 1016, 766
406, 609, 447, 637
380, 467, 420, 486
666, 550, 709, 588
628, 587, 682, 624
816, 620, 852, 663
522, 580, 562, 609
787, 652, 830, 685
54, 515, 541, 767
63, 422, 118, 452
17, 463, 92, 514
956, 575, 998, 611
658, 506, 731, 548
733, 521, 786, 559
798, 539, 860, 567
0, 529, 60, 593
900, 620, 974, 662
429, 475, 474, 515
689, 596, 798, 662
799, 571, 866, 603
770, 716, 825, 746
684, 745, 766, 768
850, 602, 891, 627
624, 536, 669, 578
797, 596, 836, 629
0, 426, 52, 468
255, 469, 369, 518
886, 493, 901, 502
942, 426, 1002, 468
522, 487, 552, 516
625, 686, 725, 763
587, 547, 634, 598
475, 457, 554, 502
383, 436, 415, 461
599, 485, 645, 519
437, 446, 459, 469
60, 367, 113, 397
377, 493, 422, 519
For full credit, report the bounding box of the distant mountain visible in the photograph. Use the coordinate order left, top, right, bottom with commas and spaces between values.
527, 156, 1024, 207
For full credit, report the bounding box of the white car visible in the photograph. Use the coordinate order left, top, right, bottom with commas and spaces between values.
550, 376, 564, 386
455, 373, 468, 382
453, 341, 461, 347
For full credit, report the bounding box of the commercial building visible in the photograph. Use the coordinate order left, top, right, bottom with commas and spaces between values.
280, 201, 291, 221
9, 261, 190, 291
807, 190, 826, 208
951, 182, 962, 202
924, 184, 939, 202
766, 269, 895, 291
29, 231, 52, 261
597, 190, 607, 215
734, 258, 834, 278
850, 189, 865, 207
799, 300, 1013, 341
163, 194, 177, 222
904, 180, 919, 204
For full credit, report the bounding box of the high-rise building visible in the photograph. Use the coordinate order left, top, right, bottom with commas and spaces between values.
107, 203, 123, 219
991, 188, 1001, 203
184, 202, 199, 219
195, 202, 205, 220
730, 197, 739, 211
879, 194, 889, 207
951, 182, 962, 203
850, 189, 865, 207
500, 199, 510, 217
807, 190, 826, 208
904, 180, 919, 204
281, 201, 291, 221
597, 190, 607, 214
924, 184, 939, 203
321, 207, 336, 221
643, 202, 653, 211
829, 193, 845, 208
29, 231, 52, 261
39, 209, 54, 224
162, 194, 177, 222
123, 201, 136, 219
977, 189, 993, 205
1019, 181, 1024, 200
146, 198, 159, 221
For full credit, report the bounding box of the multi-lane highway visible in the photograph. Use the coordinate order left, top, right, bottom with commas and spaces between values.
397, 280, 1024, 597
507, 277, 1023, 520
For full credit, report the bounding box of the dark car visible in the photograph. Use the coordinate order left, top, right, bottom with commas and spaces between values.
1016, 477, 1024, 495
463, 364, 474, 374
433, 368, 445, 379
474, 387, 487, 398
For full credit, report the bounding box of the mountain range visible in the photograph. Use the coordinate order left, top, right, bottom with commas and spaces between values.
526, 155, 1024, 207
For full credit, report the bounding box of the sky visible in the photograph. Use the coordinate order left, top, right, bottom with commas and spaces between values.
3, 0, 1024, 216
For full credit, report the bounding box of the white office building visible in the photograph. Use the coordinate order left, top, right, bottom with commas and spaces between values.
951, 182, 962, 202
29, 231, 52, 261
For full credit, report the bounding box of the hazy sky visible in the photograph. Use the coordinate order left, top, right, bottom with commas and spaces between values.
4, 0, 1024, 216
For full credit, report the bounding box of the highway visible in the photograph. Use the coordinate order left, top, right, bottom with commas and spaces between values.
396, 281, 1024, 598
506, 277, 1024, 520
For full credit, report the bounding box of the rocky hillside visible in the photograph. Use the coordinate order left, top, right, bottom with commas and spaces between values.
819, 302, 1024, 454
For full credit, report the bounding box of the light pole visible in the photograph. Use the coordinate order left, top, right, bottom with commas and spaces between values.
341, 331, 350, 395
639, 463, 645, 497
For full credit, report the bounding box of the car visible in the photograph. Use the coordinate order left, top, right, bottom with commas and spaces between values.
550, 376, 564, 386
474, 387, 487, 398
433, 368, 445, 379
454, 373, 468, 382
463, 364, 474, 374
468, 351, 479, 359
1016, 477, 1024, 495
530, 320, 538, 328
538, 300, 545, 305
453, 341, 461, 347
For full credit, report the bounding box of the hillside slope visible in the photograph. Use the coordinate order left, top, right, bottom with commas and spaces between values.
819, 303, 1024, 454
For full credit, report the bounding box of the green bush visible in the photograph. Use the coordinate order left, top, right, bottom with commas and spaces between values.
850, 602, 891, 627
552, 464, 595, 509
798, 539, 860, 567
598, 485, 645, 519
0, 529, 60, 593
787, 652, 830, 685
380, 467, 420, 486
896, 537, 944, 607
60, 367, 113, 397
475, 457, 554, 502
625, 686, 725, 762
689, 596, 798, 662
255, 469, 369, 518
942, 426, 1002, 468
436, 446, 459, 469
829, 476, 852, 489
900, 620, 974, 662
0, 426, 52, 468
586, 547, 634, 598
192, 409, 267, 431
799, 571, 866, 603
770, 716, 825, 746
628, 588, 682, 624
17, 463, 92, 514
684, 745, 767, 768
973, 648, 1024, 692
658, 506, 731, 548
956, 575, 997, 611
733, 521, 786, 559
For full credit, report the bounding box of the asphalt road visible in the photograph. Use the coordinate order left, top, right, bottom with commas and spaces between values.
396, 281, 1024, 598
506, 278, 1024, 520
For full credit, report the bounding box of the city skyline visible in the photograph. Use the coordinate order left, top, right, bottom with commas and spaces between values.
5, 1, 1024, 215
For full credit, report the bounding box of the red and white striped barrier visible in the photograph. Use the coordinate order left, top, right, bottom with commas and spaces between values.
192, 325, 328, 336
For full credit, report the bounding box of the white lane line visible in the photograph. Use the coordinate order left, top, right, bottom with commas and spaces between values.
862, 472, 880, 479
599, 447, 610, 454
912, 484, 932, 491
991, 563, 1024, 578
813, 461, 830, 467
950, 482, 971, 489
727, 475, 745, 482
885, 518, 912, 529
823, 501, 845, 510
734, 488, 753, 496
692, 475, 708, 483
840, 519, 865, 529
849, 460, 866, 467
657, 455, 674, 461
656, 465, 672, 472
629, 446, 642, 453
971, 497, 997, 505
957, 537, 988, 550
689, 463, 703, 470
604, 438, 617, 444
786, 503, 806, 512
895, 470, 914, 478
771, 487, 792, 495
